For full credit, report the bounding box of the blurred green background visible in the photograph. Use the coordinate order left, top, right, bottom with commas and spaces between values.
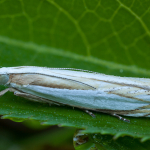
0, 0, 150, 149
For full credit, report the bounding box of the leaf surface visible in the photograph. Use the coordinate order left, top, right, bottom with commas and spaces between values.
0, 0, 150, 142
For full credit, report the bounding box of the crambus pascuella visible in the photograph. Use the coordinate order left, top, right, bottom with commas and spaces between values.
0, 66, 150, 122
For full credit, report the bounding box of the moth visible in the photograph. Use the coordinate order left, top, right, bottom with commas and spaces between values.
0, 66, 150, 122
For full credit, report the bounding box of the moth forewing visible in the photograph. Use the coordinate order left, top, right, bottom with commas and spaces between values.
0, 66, 150, 122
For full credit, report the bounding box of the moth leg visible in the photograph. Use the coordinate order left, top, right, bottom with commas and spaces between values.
14, 91, 61, 106
0, 88, 11, 96
111, 113, 130, 123
84, 110, 96, 118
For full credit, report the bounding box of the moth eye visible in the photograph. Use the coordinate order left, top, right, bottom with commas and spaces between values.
0, 75, 9, 85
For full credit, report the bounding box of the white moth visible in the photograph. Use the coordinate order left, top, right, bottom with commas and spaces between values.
0, 66, 150, 122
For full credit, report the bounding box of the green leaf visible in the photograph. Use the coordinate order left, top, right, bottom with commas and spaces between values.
1, 90, 150, 142
74, 133, 150, 150
0, 0, 150, 147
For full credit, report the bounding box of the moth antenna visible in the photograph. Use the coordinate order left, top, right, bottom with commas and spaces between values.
112, 113, 130, 123
84, 110, 96, 118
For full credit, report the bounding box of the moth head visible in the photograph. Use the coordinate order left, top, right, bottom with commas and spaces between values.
0, 74, 9, 85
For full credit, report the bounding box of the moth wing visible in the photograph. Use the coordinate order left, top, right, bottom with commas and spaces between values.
10, 84, 150, 113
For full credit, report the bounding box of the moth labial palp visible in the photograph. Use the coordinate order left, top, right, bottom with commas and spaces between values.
0, 66, 150, 122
